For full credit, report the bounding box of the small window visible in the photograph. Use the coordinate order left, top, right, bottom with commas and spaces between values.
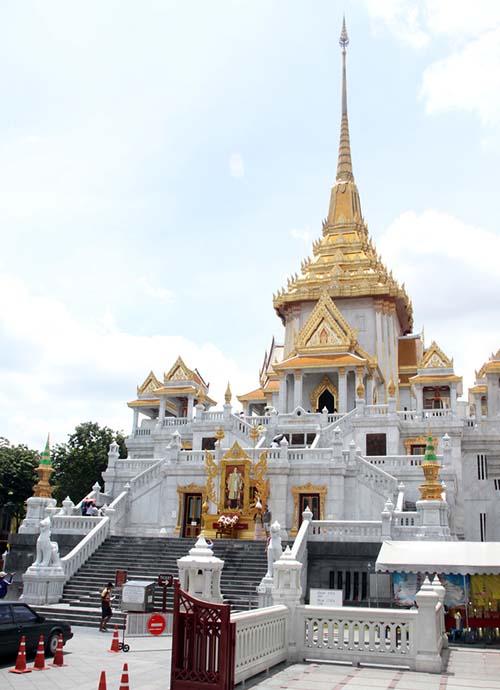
366, 433, 387, 456
411, 444, 426, 456
480, 512, 487, 542
494, 480, 500, 491
0, 606, 12, 625
477, 454, 488, 481
201, 437, 216, 451
12, 605, 38, 624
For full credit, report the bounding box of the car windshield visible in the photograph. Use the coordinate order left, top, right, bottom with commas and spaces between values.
12, 606, 38, 624
0, 606, 13, 625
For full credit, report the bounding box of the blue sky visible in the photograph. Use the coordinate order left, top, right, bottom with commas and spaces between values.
1, 1, 500, 448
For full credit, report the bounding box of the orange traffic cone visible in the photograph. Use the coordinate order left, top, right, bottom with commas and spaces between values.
9, 635, 32, 674
32, 634, 49, 671
49, 633, 66, 667
118, 662, 130, 690
97, 670, 107, 690
108, 625, 121, 653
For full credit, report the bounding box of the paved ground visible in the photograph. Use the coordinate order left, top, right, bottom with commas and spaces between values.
2, 626, 500, 689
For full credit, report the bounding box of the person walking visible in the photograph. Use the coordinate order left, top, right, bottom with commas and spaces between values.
263, 506, 272, 536
99, 581, 114, 632
0, 571, 13, 599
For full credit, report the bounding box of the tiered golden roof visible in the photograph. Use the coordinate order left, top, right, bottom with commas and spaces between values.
273, 20, 412, 333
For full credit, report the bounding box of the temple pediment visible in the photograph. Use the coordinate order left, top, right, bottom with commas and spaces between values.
296, 292, 357, 354
419, 341, 453, 370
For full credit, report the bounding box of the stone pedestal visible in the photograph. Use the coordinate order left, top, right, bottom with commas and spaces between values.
18, 497, 57, 534
416, 499, 451, 540
272, 547, 303, 662
21, 566, 66, 605
177, 534, 224, 603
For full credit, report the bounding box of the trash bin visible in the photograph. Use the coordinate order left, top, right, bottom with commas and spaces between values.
121, 580, 156, 612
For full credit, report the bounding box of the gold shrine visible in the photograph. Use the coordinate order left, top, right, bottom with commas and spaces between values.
202, 441, 269, 540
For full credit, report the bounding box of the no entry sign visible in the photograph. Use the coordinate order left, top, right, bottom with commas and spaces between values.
147, 613, 167, 636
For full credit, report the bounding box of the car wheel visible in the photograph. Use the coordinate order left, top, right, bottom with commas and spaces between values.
46, 631, 60, 657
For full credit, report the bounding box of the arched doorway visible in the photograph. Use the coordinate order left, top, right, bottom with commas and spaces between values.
318, 389, 336, 413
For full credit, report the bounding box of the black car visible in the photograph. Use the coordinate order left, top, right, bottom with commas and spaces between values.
0, 602, 73, 660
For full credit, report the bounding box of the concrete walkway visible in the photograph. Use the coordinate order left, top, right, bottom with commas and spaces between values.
2, 627, 500, 689
248, 648, 500, 690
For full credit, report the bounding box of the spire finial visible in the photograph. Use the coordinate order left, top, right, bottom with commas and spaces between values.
339, 15, 349, 50
336, 16, 354, 183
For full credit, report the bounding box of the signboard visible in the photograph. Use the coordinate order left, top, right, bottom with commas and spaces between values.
147, 613, 167, 636
309, 588, 343, 607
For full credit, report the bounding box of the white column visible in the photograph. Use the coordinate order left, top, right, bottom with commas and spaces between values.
132, 408, 139, 433
278, 377, 286, 413
159, 397, 166, 425
293, 370, 303, 409
415, 385, 423, 414
187, 395, 194, 419
449, 385, 457, 412
338, 367, 347, 413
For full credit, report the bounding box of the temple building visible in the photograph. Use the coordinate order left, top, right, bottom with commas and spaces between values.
101, 21, 500, 554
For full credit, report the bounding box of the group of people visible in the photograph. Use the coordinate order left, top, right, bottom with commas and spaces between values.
81, 499, 100, 516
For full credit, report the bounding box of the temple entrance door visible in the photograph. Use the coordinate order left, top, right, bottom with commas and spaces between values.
299, 493, 320, 527
317, 389, 335, 413
182, 493, 202, 538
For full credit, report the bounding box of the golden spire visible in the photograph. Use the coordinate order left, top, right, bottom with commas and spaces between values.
33, 433, 54, 498
337, 16, 354, 183
224, 381, 232, 404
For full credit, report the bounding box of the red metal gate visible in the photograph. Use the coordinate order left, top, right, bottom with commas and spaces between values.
170, 580, 235, 690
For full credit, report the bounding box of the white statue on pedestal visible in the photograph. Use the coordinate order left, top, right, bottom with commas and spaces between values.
265, 521, 283, 578
33, 517, 61, 568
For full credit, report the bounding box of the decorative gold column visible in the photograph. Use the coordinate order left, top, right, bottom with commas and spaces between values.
419, 436, 443, 500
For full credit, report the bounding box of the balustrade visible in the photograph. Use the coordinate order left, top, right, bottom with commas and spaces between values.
364, 404, 389, 415
298, 605, 415, 661
134, 428, 151, 436
309, 520, 382, 542
232, 605, 288, 685
162, 417, 189, 426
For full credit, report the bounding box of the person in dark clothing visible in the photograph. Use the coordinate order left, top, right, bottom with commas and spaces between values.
99, 581, 114, 632
0, 571, 13, 599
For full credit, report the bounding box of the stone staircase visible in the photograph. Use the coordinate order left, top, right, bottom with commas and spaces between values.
35, 536, 269, 627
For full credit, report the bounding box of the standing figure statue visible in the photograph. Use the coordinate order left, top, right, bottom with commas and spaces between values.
265, 521, 283, 578
227, 467, 243, 508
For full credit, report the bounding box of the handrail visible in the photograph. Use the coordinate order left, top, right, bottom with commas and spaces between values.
61, 515, 111, 578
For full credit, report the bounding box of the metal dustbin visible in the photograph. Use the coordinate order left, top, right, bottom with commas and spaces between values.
121, 580, 156, 612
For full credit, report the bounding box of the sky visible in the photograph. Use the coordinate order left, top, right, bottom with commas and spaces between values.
1, 0, 500, 449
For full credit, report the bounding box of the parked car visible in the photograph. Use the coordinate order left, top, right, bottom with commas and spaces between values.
0, 602, 73, 660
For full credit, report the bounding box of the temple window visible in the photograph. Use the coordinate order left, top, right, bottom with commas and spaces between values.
201, 437, 216, 451
366, 433, 387, 456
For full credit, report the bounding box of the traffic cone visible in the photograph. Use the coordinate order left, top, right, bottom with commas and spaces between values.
49, 633, 66, 667
118, 662, 130, 690
32, 634, 49, 671
9, 635, 32, 674
97, 670, 107, 690
108, 625, 121, 652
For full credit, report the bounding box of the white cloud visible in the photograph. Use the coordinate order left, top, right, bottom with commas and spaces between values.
229, 153, 245, 179
290, 227, 311, 242
378, 209, 500, 392
421, 27, 500, 125
0, 274, 255, 449
137, 277, 174, 304
364, 0, 500, 126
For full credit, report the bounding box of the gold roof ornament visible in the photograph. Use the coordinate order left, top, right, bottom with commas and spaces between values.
224, 382, 232, 404
419, 436, 443, 501
356, 374, 365, 399
215, 427, 225, 442
387, 378, 396, 398
273, 19, 413, 334
33, 434, 54, 498
137, 370, 162, 395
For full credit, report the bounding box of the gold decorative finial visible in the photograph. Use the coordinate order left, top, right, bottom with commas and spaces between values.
356, 374, 365, 399
215, 427, 225, 442
224, 382, 232, 404
337, 16, 353, 183
388, 378, 396, 398
419, 436, 443, 500
33, 434, 54, 498
249, 424, 260, 445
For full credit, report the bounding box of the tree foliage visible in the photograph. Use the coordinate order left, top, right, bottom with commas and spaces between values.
0, 442, 40, 524
51, 422, 127, 504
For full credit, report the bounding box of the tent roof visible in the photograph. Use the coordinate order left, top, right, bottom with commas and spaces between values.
376, 541, 500, 576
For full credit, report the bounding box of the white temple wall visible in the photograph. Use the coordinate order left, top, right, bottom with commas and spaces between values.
335, 297, 376, 356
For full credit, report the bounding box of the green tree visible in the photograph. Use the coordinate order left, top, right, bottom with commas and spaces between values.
51, 422, 127, 504
0, 441, 40, 526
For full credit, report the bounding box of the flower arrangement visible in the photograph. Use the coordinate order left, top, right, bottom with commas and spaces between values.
218, 514, 239, 528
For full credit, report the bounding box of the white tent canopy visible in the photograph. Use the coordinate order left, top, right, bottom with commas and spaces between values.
376, 541, 500, 576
